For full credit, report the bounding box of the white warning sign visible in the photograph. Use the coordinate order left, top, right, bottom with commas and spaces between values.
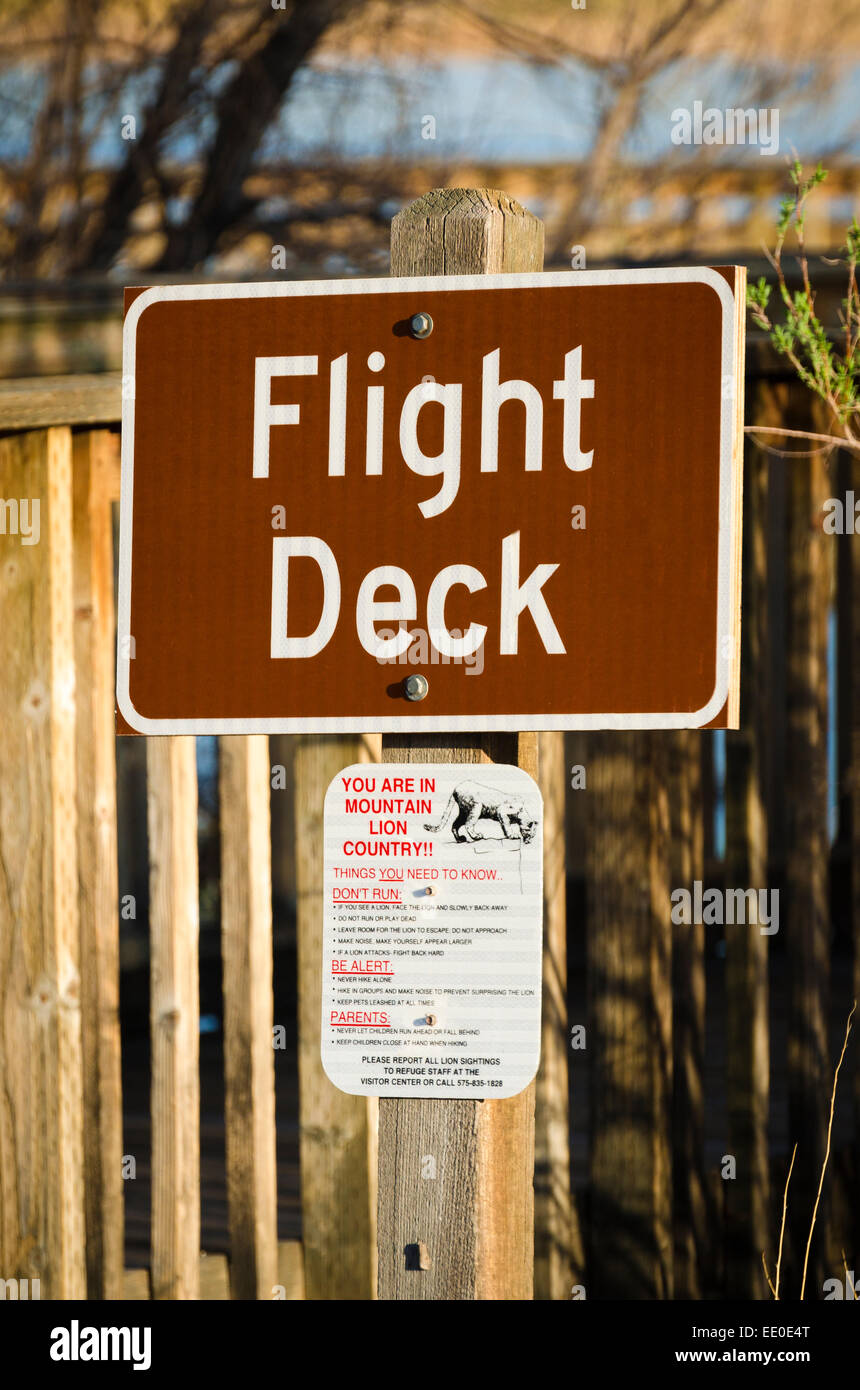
321, 763, 543, 1099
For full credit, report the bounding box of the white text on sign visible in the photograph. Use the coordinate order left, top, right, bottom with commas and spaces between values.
255, 348, 595, 663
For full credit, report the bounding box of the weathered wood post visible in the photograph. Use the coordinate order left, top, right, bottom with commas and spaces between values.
378, 189, 544, 1300
147, 737, 200, 1299
219, 734, 278, 1300
72, 428, 125, 1300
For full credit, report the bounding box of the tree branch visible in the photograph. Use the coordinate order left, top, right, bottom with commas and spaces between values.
70, 0, 224, 271
744, 424, 860, 453
157, 0, 362, 270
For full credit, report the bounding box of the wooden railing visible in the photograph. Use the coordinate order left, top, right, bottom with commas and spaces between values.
0, 387, 313, 1300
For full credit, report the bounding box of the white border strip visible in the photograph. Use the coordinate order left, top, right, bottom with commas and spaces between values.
117, 267, 737, 733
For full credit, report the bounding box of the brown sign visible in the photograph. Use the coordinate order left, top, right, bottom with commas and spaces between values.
117, 269, 743, 734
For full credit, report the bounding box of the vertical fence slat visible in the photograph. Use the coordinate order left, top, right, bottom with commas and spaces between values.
725, 407, 770, 1298
0, 427, 86, 1298
219, 734, 278, 1299
72, 428, 124, 1299
587, 732, 673, 1299
296, 735, 379, 1300
535, 730, 582, 1298
785, 400, 832, 1288
671, 729, 706, 1299
147, 736, 200, 1299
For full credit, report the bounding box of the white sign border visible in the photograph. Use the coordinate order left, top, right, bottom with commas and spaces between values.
117, 267, 737, 733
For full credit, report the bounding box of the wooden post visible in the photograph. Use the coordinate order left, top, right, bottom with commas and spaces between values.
147, 737, 200, 1299
219, 734, 278, 1299
72, 429, 125, 1299
378, 189, 544, 1301
0, 427, 87, 1299
535, 731, 582, 1298
724, 393, 770, 1298
296, 735, 380, 1300
587, 731, 673, 1299
378, 735, 538, 1300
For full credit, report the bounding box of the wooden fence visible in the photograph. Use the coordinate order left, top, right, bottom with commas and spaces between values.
0, 376, 573, 1300
0, 314, 858, 1301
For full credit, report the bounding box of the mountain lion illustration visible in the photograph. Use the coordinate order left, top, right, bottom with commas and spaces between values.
424, 781, 538, 845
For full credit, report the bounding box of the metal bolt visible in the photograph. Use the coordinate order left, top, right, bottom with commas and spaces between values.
410, 311, 433, 339
425, 1014, 437, 1026
404, 673, 429, 701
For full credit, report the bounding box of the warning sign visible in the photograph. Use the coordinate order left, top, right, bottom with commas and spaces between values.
321, 762, 543, 1099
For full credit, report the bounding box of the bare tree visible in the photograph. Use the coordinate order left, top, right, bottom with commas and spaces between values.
0, 0, 370, 277
87, 0, 364, 271
449, 0, 860, 261
3, 0, 859, 278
